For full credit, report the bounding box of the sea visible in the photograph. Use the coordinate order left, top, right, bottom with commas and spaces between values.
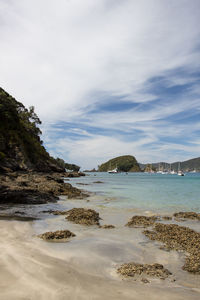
70, 172, 200, 214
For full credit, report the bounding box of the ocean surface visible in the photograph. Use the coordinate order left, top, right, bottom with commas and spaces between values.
70, 172, 200, 213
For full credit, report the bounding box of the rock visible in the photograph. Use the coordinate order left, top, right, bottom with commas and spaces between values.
65, 208, 101, 225
14, 211, 25, 214
99, 225, 115, 229
0, 187, 58, 204
93, 181, 104, 184
0, 172, 88, 205
0, 214, 38, 221
173, 212, 200, 221
162, 216, 172, 220
125, 215, 158, 228
141, 278, 150, 283
38, 230, 75, 241
65, 172, 86, 178
143, 223, 200, 274
44, 210, 69, 215
117, 262, 172, 279
78, 172, 86, 176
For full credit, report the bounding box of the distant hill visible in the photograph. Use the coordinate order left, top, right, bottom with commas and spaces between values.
0, 87, 64, 172
140, 157, 200, 172
98, 155, 141, 172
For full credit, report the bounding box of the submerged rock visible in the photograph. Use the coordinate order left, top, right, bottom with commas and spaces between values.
65, 172, 85, 178
99, 224, 115, 229
117, 262, 172, 280
93, 181, 104, 184
173, 211, 200, 221
38, 230, 75, 241
51, 210, 69, 215
126, 215, 158, 228
162, 216, 172, 220
0, 214, 38, 221
143, 223, 200, 274
65, 208, 100, 225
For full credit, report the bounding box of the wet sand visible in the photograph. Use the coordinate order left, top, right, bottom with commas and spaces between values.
1, 200, 200, 300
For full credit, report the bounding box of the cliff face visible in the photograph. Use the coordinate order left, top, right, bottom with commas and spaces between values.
0, 88, 64, 173
98, 155, 141, 172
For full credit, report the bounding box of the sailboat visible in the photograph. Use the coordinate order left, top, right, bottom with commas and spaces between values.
169, 163, 177, 174
157, 163, 163, 174
170, 169, 176, 175
177, 162, 185, 176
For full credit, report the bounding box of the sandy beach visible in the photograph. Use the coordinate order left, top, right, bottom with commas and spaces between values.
1, 203, 200, 300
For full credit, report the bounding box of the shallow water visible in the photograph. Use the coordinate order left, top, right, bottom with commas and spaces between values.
69, 172, 200, 213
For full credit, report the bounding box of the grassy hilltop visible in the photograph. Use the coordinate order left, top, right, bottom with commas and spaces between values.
98, 155, 141, 172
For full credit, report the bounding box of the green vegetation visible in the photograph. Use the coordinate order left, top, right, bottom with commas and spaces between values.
144, 164, 156, 172
0, 87, 64, 172
140, 157, 200, 172
65, 163, 80, 172
172, 157, 200, 172
56, 158, 80, 172
98, 155, 141, 172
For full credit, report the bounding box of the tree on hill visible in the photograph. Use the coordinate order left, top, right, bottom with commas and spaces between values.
98, 155, 141, 172
55, 158, 80, 172
0, 87, 64, 172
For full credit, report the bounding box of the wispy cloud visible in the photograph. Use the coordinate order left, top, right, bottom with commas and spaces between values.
0, 0, 200, 168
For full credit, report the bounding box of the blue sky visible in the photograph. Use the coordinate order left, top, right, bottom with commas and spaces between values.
0, 0, 200, 169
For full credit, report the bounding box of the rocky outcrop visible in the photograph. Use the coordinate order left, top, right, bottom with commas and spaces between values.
0, 172, 88, 205
173, 211, 200, 221
143, 223, 200, 274
98, 155, 141, 172
65, 208, 101, 225
0, 87, 64, 173
38, 230, 75, 241
125, 215, 158, 228
117, 262, 172, 280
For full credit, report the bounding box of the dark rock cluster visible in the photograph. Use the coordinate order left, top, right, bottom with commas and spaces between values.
99, 224, 115, 229
0, 172, 88, 205
38, 230, 75, 241
143, 223, 200, 274
117, 262, 172, 280
126, 215, 158, 228
65, 208, 100, 225
173, 211, 200, 221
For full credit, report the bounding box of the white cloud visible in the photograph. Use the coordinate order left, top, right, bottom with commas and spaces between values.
46, 131, 200, 170
0, 0, 200, 167
1, 0, 200, 118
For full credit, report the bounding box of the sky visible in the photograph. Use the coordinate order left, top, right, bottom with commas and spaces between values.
0, 0, 200, 169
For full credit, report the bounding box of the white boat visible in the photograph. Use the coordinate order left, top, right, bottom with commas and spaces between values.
107, 162, 119, 173
170, 170, 177, 174
177, 162, 185, 176
108, 168, 118, 173
190, 169, 197, 173
157, 163, 162, 174
178, 171, 185, 176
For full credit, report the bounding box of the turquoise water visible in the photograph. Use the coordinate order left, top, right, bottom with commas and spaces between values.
69, 172, 200, 213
